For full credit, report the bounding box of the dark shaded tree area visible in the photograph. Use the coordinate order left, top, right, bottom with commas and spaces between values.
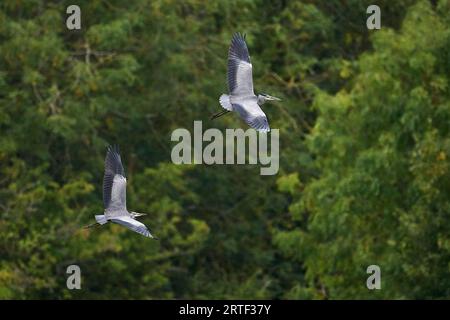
0, 0, 448, 299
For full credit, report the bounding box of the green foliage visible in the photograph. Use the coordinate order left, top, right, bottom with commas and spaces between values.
1, 0, 448, 299
276, 0, 450, 299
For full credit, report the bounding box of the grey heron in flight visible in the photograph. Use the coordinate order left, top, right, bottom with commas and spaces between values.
211, 33, 281, 132
84, 145, 157, 239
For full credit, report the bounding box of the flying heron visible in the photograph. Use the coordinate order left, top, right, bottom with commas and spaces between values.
84, 145, 157, 239
211, 32, 281, 132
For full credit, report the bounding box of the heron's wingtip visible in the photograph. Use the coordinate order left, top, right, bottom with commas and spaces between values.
233, 32, 246, 40
106, 144, 120, 154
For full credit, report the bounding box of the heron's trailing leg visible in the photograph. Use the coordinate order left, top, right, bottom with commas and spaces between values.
83, 222, 100, 229
210, 110, 230, 120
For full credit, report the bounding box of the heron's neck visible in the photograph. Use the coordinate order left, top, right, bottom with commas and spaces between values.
257, 95, 267, 105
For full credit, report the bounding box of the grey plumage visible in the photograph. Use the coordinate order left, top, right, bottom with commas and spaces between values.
233, 103, 270, 132
109, 216, 154, 238
103, 145, 126, 214
213, 32, 281, 132
85, 145, 157, 239
227, 33, 253, 95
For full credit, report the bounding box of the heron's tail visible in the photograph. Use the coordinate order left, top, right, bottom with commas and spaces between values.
219, 94, 233, 111
95, 215, 108, 225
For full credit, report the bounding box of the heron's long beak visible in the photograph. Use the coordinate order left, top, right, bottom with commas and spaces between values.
267, 95, 281, 101
134, 212, 147, 217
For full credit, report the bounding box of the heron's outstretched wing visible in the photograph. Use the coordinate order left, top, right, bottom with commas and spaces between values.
227, 33, 254, 96
103, 145, 127, 213
233, 103, 270, 132
110, 216, 155, 239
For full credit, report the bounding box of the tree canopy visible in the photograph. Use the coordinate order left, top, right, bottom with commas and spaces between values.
0, 0, 449, 299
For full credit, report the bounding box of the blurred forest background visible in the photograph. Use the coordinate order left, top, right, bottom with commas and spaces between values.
1, 0, 450, 299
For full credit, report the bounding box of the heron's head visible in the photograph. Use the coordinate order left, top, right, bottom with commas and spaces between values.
130, 212, 147, 218
257, 93, 281, 105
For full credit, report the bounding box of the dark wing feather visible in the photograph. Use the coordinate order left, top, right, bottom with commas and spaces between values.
227, 33, 254, 95
110, 216, 155, 238
103, 145, 125, 209
233, 103, 270, 132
